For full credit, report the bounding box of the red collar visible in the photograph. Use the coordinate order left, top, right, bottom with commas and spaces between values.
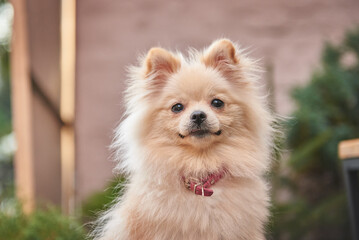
182, 170, 226, 197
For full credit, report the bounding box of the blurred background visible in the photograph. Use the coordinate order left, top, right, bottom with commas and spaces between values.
0, 0, 359, 239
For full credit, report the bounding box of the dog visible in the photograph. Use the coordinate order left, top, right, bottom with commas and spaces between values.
93, 39, 275, 240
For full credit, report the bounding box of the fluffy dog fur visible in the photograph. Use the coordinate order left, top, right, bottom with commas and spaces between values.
93, 39, 274, 240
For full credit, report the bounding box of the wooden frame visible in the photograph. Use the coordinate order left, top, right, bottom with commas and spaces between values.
339, 139, 359, 240
60, 0, 76, 215
10, 0, 35, 214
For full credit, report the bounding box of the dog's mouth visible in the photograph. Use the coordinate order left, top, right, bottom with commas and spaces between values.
179, 129, 222, 139
191, 129, 210, 138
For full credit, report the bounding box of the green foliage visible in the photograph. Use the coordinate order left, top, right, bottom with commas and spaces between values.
81, 177, 125, 224
270, 27, 359, 239
0, 0, 14, 205
0, 48, 11, 136
0, 205, 86, 240
0, 2, 12, 137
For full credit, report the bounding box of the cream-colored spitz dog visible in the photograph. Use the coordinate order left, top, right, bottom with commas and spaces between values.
94, 39, 274, 240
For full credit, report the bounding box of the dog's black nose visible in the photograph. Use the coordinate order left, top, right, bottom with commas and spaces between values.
190, 111, 207, 125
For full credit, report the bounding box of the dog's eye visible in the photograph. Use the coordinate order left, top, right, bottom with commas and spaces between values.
171, 103, 184, 113
211, 99, 224, 108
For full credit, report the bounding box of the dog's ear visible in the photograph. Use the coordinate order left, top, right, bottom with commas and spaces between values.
202, 39, 239, 70
144, 47, 180, 90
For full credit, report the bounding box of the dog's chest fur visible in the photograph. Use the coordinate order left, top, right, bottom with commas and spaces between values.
103, 176, 268, 240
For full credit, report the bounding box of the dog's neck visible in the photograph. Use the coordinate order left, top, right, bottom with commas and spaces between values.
182, 169, 226, 197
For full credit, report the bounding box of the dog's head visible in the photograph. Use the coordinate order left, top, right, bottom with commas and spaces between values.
116, 39, 273, 176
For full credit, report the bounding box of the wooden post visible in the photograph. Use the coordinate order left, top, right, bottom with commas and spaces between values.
339, 139, 359, 240
10, 0, 35, 213
60, 0, 76, 215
